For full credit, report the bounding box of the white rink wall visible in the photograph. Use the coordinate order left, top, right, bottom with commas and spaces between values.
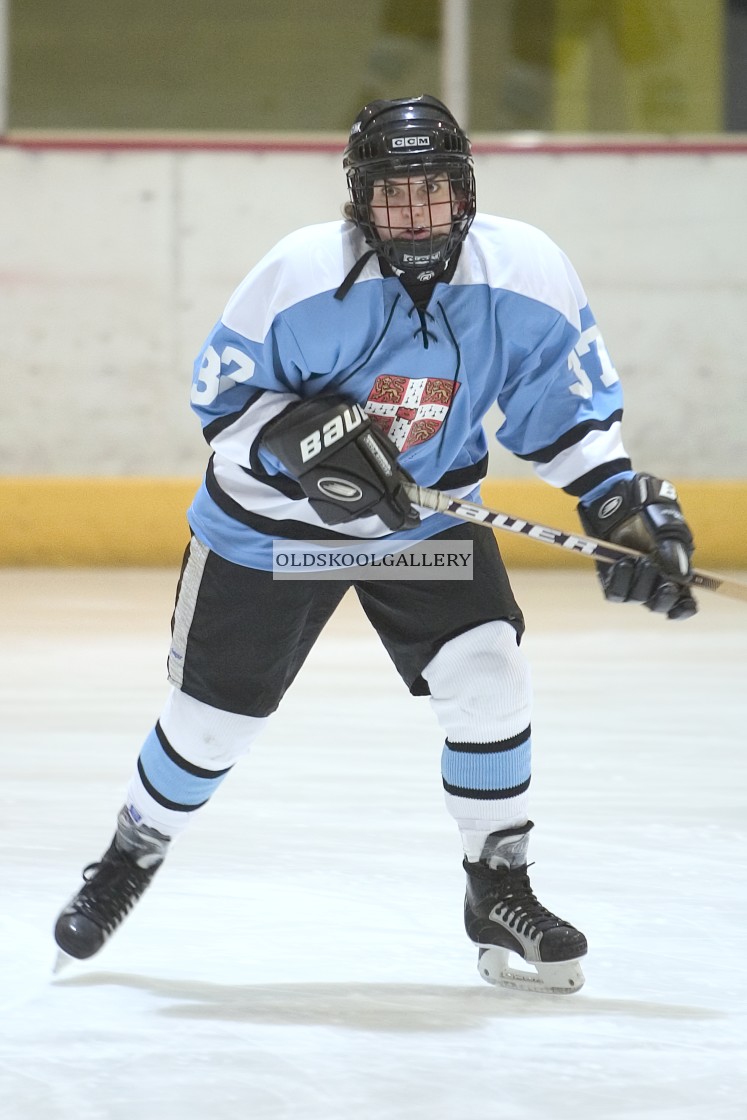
2, 140, 746, 479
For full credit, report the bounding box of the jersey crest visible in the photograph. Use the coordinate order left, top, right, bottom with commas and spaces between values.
364, 374, 460, 451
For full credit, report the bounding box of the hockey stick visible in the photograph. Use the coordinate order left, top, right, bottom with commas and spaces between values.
403, 482, 747, 603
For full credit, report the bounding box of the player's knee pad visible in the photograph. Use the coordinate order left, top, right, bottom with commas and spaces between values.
421, 619, 531, 742
159, 687, 268, 770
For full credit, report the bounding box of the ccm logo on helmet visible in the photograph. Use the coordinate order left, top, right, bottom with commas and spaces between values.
299, 405, 365, 463
392, 135, 431, 148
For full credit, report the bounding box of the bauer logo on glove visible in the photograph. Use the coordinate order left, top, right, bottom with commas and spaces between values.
298, 404, 366, 463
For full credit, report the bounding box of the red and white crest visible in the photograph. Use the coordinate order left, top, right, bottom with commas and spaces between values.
364, 375, 460, 451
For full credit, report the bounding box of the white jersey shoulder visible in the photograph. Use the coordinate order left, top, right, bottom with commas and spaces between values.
459, 214, 586, 329
222, 221, 370, 342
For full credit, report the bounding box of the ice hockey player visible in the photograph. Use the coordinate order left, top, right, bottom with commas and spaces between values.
54, 95, 697, 994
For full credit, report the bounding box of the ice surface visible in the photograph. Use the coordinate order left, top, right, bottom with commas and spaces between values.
1, 568, 746, 1120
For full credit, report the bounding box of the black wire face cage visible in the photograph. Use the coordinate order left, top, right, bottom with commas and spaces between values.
346, 158, 476, 276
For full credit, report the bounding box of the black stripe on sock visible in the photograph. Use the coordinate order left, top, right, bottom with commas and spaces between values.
155, 721, 233, 779
445, 726, 531, 754
442, 777, 531, 800
136, 758, 209, 813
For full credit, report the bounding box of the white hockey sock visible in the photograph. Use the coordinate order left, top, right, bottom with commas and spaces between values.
421, 620, 532, 861
125, 688, 268, 836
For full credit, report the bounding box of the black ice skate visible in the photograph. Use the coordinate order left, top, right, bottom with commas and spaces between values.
464, 822, 587, 995
54, 806, 170, 965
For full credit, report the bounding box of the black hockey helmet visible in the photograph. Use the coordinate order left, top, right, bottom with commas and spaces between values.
343, 94, 476, 277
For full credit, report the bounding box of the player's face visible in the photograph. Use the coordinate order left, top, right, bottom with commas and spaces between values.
369, 173, 462, 241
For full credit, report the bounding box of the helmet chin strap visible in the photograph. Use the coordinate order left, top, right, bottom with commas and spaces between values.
379, 235, 451, 278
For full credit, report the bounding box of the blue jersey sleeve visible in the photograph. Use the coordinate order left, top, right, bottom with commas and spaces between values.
495, 263, 631, 497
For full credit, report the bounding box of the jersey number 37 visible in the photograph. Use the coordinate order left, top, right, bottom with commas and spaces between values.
568, 325, 619, 399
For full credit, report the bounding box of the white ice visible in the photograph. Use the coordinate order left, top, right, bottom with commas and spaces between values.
1, 567, 746, 1120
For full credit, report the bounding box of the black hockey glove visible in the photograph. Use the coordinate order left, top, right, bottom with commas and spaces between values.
260, 395, 419, 531
578, 474, 697, 620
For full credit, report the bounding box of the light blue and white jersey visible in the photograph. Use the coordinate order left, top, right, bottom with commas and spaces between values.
187, 214, 631, 568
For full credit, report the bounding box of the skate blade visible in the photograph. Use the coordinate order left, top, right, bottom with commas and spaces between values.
477, 946, 585, 995
53, 949, 76, 976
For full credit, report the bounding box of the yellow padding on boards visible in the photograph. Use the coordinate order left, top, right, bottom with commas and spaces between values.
0, 476, 745, 568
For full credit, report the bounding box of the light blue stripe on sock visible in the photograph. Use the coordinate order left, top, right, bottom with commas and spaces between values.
441, 738, 532, 793
138, 727, 229, 808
